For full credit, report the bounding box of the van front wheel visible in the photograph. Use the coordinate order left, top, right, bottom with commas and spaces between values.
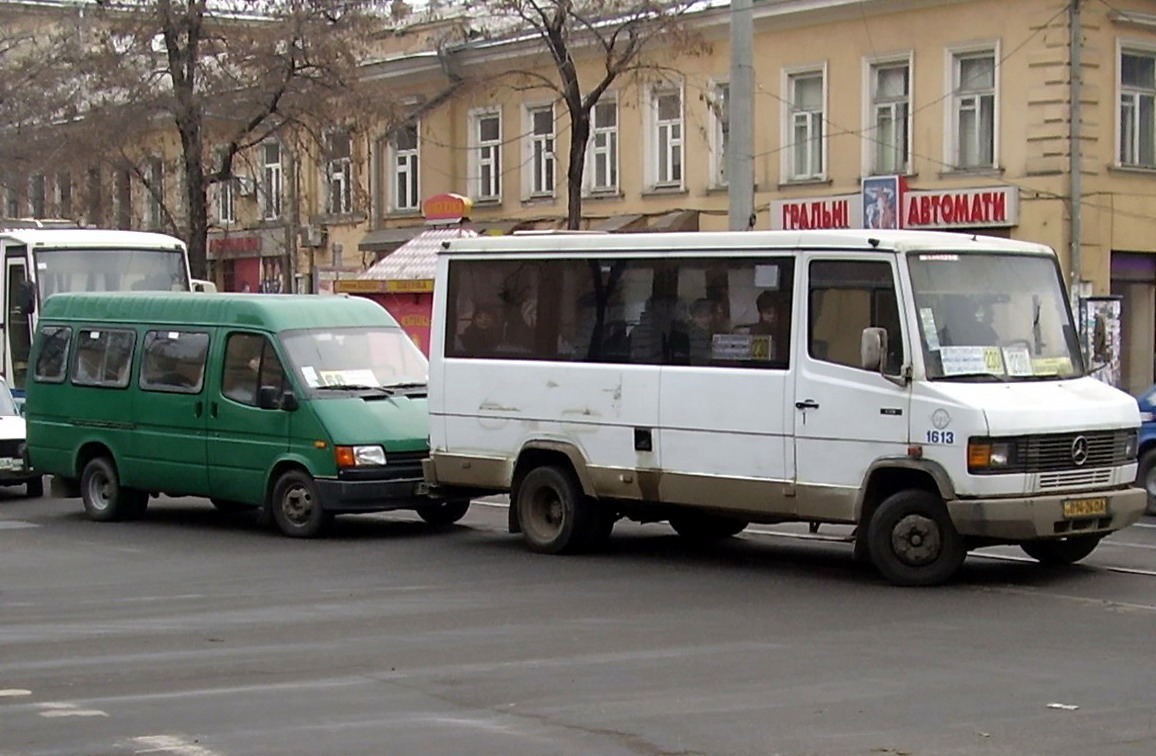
867, 490, 966, 587
81, 457, 148, 522
271, 470, 332, 538
516, 465, 595, 554
1020, 535, 1102, 565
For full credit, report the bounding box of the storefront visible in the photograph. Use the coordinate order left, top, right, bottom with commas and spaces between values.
206, 227, 292, 293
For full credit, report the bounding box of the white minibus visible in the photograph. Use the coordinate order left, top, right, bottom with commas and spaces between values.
424, 229, 1146, 585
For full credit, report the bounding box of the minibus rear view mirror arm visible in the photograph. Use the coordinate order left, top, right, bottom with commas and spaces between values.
861, 327, 909, 387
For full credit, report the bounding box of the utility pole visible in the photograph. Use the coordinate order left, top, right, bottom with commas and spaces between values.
1070, 0, 1083, 309
728, 0, 754, 231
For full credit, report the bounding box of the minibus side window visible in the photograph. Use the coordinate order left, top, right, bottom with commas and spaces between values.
33, 326, 71, 383
72, 328, 136, 388
808, 260, 902, 372
222, 332, 285, 407
140, 330, 210, 393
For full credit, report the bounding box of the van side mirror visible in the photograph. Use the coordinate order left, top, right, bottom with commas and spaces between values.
861, 327, 887, 372
257, 385, 297, 411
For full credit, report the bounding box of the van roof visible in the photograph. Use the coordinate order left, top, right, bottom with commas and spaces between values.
440, 229, 1054, 257
39, 292, 400, 331
0, 228, 186, 249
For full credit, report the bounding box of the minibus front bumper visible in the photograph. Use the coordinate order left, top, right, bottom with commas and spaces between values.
945, 485, 1146, 541
314, 476, 431, 513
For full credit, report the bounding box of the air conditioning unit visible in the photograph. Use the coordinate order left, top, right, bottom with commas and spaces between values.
300, 224, 327, 248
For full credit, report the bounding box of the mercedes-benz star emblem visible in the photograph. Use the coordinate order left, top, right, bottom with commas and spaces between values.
1071, 435, 1089, 466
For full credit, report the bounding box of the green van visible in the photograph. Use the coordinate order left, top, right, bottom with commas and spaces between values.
24, 292, 468, 537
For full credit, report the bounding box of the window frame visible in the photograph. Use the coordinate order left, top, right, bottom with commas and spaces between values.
585, 96, 620, 194
946, 44, 1000, 171
389, 122, 420, 212
863, 54, 913, 176
469, 107, 503, 202
782, 65, 828, 182
524, 102, 556, 198
1118, 41, 1156, 168
325, 128, 354, 216
33, 325, 71, 384
139, 329, 210, 394
648, 82, 685, 189
261, 141, 283, 220
806, 257, 904, 374
71, 327, 137, 389
146, 157, 164, 230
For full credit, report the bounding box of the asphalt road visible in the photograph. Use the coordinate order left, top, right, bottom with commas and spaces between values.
2, 490, 1155, 756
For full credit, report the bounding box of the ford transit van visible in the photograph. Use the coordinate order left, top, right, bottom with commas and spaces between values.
25, 292, 466, 537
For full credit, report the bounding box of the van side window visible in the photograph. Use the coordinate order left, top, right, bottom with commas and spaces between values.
808, 260, 903, 372
71, 328, 136, 388
222, 333, 286, 406
140, 330, 210, 393
33, 326, 71, 383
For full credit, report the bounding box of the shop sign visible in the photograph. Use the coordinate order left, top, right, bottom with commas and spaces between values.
903, 187, 1018, 229
771, 194, 861, 230
208, 234, 262, 258
423, 193, 473, 223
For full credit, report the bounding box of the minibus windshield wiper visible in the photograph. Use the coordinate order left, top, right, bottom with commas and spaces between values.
382, 381, 427, 390
315, 383, 391, 393
935, 372, 1007, 382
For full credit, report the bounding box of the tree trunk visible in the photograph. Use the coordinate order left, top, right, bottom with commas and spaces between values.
566, 111, 590, 230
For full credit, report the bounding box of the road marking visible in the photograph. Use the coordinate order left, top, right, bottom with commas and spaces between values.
0, 689, 31, 697
37, 702, 108, 718
0, 521, 38, 530
133, 734, 222, 756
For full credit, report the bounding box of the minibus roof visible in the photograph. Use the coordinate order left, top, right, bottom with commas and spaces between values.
439, 229, 1054, 257
0, 228, 186, 250
39, 292, 401, 331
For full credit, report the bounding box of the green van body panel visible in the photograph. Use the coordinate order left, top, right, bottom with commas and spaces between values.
25, 292, 434, 514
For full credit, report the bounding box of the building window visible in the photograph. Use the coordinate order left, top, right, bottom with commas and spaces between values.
870, 61, 910, 174
470, 109, 502, 201
710, 81, 729, 187
587, 98, 618, 193
5, 186, 20, 217
261, 142, 283, 220
115, 169, 132, 228
146, 157, 164, 229
325, 129, 353, 215
1120, 50, 1156, 168
952, 50, 996, 169
391, 123, 419, 211
85, 167, 102, 226
788, 70, 825, 180
651, 84, 683, 188
28, 174, 45, 218
216, 150, 235, 225
56, 171, 72, 219
526, 104, 556, 197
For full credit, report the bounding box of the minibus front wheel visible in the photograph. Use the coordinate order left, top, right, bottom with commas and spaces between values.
867, 489, 966, 587
81, 457, 148, 522
271, 470, 333, 538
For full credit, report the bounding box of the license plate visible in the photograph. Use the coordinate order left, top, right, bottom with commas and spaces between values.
1062, 497, 1108, 519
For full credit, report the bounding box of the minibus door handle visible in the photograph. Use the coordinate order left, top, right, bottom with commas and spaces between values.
209, 401, 218, 418
194, 401, 204, 418
795, 399, 820, 410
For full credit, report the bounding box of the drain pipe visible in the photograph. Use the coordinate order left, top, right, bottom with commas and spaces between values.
1070, 0, 1083, 311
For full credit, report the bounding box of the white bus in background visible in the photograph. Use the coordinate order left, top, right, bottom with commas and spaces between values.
1, 227, 191, 395
424, 229, 1146, 586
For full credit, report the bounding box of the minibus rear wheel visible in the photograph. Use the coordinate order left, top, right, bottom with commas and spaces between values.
516, 465, 596, 554
416, 499, 470, 526
271, 470, 333, 538
867, 490, 966, 587
1019, 535, 1102, 565
81, 457, 148, 522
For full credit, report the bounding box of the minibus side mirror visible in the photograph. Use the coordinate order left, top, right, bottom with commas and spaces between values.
15, 281, 36, 315
257, 385, 298, 411
861, 327, 887, 372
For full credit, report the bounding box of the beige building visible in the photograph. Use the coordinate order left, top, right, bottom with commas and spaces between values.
8, 0, 1156, 393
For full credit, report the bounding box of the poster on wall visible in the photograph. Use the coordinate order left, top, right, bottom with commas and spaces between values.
1080, 296, 1122, 388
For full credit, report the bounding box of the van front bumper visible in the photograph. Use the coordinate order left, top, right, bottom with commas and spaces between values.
314, 476, 431, 513
946, 485, 1146, 542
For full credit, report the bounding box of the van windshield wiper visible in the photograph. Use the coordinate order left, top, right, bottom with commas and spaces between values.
381, 381, 427, 390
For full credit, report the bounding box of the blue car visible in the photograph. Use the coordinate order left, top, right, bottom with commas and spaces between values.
1136, 385, 1156, 515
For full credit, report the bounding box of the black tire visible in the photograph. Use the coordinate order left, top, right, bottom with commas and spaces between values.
1137, 448, 1156, 516
669, 512, 749, 540
80, 457, 148, 522
867, 490, 966, 587
1020, 535, 1102, 565
417, 499, 470, 526
270, 470, 332, 538
515, 465, 596, 554
25, 476, 44, 498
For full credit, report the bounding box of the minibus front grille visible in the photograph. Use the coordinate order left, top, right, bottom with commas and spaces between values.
1037, 468, 1114, 489
1022, 431, 1132, 472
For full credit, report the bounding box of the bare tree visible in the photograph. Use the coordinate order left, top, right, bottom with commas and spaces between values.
466, 0, 708, 229
41, 0, 398, 278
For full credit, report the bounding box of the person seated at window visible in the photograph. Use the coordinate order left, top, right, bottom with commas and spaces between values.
750, 289, 790, 360
687, 298, 717, 365
459, 303, 501, 354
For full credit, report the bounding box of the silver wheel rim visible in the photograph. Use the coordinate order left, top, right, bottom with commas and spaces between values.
890, 513, 942, 567
525, 486, 564, 542
281, 484, 314, 527
87, 470, 112, 512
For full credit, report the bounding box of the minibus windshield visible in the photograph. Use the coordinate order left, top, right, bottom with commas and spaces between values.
35, 247, 190, 297
907, 252, 1083, 381
280, 326, 428, 394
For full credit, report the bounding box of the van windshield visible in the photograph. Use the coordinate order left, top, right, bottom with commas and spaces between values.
280, 326, 428, 393
907, 252, 1083, 381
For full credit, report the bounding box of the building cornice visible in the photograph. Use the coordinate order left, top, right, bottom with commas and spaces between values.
1111, 9, 1156, 31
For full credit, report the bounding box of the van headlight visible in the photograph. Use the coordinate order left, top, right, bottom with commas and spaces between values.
335, 445, 387, 467
968, 438, 1017, 473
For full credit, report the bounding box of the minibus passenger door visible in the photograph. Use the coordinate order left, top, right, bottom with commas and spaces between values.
206, 332, 291, 504
793, 256, 911, 521
4, 246, 34, 392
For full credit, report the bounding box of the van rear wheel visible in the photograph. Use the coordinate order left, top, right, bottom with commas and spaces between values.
1020, 535, 1102, 565
516, 465, 595, 554
867, 490, 966, 586
271, 470, 332, 538
81, 457, 148, 522
417, 499, 470, 526
1137, 448, 1156, 516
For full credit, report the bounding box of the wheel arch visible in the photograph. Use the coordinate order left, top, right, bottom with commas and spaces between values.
264, 457, 313, 509
508, 442, 592, 534
854, 458, 953, 559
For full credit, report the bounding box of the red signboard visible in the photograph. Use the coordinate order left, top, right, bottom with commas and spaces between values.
422, 193, 473, 222
208, 235, 262, 255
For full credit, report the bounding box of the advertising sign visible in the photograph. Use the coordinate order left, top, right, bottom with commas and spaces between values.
862, 175, 903, 230
1080, 296, 1122, 388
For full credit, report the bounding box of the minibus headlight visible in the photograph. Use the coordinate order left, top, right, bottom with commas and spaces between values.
968, 439, 1014, 473
1123, 432, 1138, 459
335, 445, 387, 467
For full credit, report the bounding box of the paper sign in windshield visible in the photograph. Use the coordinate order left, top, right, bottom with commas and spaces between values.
318, 369, 378, 386
940, 346, 1004, 376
